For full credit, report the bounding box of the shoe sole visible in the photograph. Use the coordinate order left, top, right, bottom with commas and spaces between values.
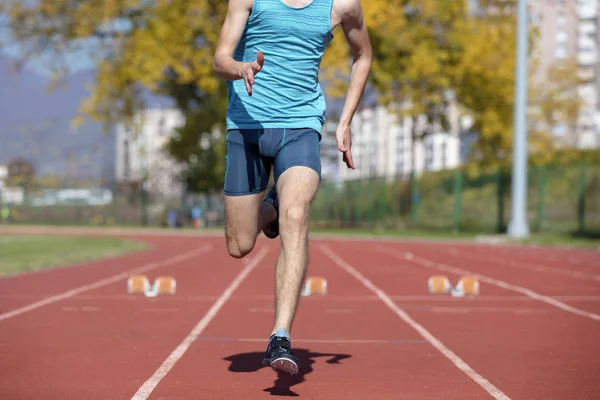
269, 357, 299, 375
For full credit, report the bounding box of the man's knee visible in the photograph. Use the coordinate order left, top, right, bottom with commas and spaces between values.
226, 234, 256, 259
280, 204, 309, 229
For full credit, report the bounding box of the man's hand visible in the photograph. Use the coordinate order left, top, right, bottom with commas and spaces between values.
336, 122, 355, 169
239, 51, 264, 96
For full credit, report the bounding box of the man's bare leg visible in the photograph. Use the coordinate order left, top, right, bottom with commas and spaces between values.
270, 166, 320, 335
224, 192, 277, 259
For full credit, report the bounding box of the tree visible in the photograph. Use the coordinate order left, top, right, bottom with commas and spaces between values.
163, 71, 228, 194
3, 0, 236, 193
3, 0, 226, 122
530, 60, 583, 150
346, 0, 468, 187
1, 0, 361, 193
452, 9, 517, 167
3, 0, 530, 181
6, 157, 36, 192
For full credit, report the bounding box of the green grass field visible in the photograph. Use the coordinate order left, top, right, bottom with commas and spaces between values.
0, 235, 148, 276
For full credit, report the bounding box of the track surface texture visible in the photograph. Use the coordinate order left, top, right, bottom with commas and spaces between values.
1, 228, 599, 399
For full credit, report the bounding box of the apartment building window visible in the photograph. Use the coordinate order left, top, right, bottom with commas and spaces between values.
556, 15, 566, 28
553, 123, 566, 137
556, 30, 567, 43
555, 45, 567, 59
123, 140, 130, 179
397, 134, 404, 153
372, 110, 380, 135
395, 132, 405, 174
157, 117, 166, 136
425, 139, 434, 171
441, 140, 447, 169
395, 148, 404, 176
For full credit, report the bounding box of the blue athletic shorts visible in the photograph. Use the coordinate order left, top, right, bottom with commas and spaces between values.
223, 128, 321, 196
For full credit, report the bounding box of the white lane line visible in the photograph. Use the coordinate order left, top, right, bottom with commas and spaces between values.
3, 293, 600, 303
380, 246, 600, 322
448, 248, 600, 282
196, 337, 429, 345
130, 246, 269, 400
321, 244, 511, 400
0, 245, 212, 322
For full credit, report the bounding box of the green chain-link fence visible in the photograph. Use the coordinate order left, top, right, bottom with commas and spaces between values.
2, 163, 599, 236
311, 163, 600, 235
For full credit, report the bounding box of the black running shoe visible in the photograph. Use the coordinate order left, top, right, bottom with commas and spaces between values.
262, 185, 279, 239
262, 334, 299, 375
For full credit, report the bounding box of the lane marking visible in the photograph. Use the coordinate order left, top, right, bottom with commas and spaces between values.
130, 247, 269, 400
456, 248, 599, 268
380, 246, 600, 322
195, 337, 429, 345
0, 294, 220, 301
321, 244, 511, 400
427, 306, 549, 315
0, 245, 212, 322
3, 293, 600, 303
447, 248, 600, 282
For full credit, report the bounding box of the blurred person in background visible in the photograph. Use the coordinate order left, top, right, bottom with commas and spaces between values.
213, 0, 371, 374
191, 205, 202, 228
1, 204, 10, 224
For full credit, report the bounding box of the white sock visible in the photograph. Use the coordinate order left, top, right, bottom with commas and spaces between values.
274, 328, 290, 340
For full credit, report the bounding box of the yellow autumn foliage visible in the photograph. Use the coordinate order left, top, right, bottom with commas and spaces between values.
3, 0, 565, 168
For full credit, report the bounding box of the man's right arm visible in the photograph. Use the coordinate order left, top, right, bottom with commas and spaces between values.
213, 0, 264, 95
213, 0, 253, 81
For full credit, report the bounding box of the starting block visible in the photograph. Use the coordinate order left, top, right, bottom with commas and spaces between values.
145, 276, 177, 297
127, 275, 151, 294
127, 275, 176, 297
450, 276, 479, 297
301, 276, 327, 297
428, 275, 451, 294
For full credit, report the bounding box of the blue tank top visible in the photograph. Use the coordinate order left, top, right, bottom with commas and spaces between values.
226, 0, 334, 134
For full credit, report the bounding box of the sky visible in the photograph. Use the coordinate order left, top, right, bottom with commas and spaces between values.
0, 14, 96, 77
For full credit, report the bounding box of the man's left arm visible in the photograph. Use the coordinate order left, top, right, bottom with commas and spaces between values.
335, 0, 372, 169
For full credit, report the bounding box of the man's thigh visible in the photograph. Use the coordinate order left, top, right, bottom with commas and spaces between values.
224, 193, 265, 244
223, 129, 271, 237
274, 128, 322, 212
224, 129, 271, 197
273, 128, 321, 188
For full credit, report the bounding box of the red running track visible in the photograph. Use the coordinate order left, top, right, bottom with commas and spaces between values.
0, 232, 599, 399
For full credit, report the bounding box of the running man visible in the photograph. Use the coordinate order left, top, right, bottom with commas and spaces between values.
213, 0, 371, 375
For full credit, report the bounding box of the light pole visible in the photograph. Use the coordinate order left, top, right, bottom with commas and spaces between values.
507, 0, 530, 238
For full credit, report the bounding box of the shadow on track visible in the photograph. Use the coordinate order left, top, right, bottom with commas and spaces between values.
224, 348, 352, 396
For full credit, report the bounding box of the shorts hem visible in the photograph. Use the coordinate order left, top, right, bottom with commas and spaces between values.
276, 162, 322, 182
223, 186, 268, 197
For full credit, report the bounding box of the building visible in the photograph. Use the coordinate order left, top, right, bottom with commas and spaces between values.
0, 165, 7, 184
320, 102, 469, 184
529, 0, 600, 148
0, 164, 25, 205
115, 108, 186, 199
